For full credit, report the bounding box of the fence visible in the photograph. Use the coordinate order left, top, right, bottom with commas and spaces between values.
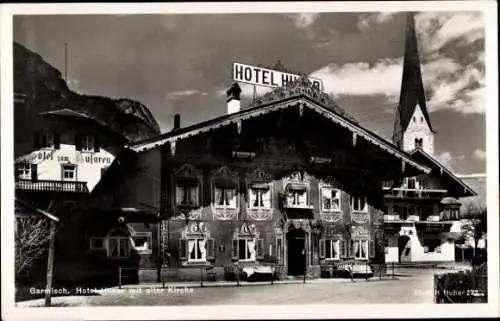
117, 264, 288, 289
434, 265, 487, 303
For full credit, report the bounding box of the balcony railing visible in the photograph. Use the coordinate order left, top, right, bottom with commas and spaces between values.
383, 188, 447, 199
383, 214, 456, 223
16, 179, 89, 193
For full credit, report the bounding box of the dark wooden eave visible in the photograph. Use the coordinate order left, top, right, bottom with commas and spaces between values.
409, 148, 477, 197
128, 95, 431, 176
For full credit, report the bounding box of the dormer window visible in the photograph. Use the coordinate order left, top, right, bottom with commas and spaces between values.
350, 195, 367, 213
414, 138, 423, 149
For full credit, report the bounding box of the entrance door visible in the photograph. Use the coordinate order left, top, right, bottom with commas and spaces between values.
398, 235, 411, 263
287, 228, 306, 276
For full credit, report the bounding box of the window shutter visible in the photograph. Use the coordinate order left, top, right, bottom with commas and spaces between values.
31, 164, 38, 181
75, 134, 82, 151
276, 238, 283, 264
54, 133, 60, 149
256, 238, 264, 259
33, 132, 41, 149
94, 135, 100, 152
232, 239, 239, 260
319, 239, 325, 259
207, 238, 215, 260
348, 240, 354, 258
340, 240, 347, 258
437, 246, 441, 254
369, 240, 375, 258
179, 239, 187, 260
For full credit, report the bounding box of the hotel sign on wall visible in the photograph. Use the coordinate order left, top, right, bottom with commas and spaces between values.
233, 62, 323, 90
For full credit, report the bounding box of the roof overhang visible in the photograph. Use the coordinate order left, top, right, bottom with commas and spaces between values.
128, 96, 431, 175
15, 198, 59, 222
410, 148, 477, 196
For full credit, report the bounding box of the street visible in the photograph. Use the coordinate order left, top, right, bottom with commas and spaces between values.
16, 267, 457, 307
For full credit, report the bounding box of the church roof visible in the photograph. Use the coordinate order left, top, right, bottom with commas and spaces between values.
393, 12, 435, 139
128, 76, 431, 175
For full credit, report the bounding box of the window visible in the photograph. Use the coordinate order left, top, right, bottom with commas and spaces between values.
90, 237, 105, 250
421, 117, 424, 122
17, 163, 31, 180
62, 164, 76, 181
238, 238, 256, 261
354, 240, 369, 260
442, 209, 459, 221
325, 239, 340, 260
249, 185, 271, 209
350, 196, 367, 212
407, 177, 416, 189
82, 135, 94, 152
132, 233, 152, 254
423, 239, 441, 253
108, 236, 130, 258
321, 187, 341, 212
176, 185, 200, 207
286, 185, 308, 207
395, 205, 408, 220
214, 187, 237, 208
187, 238, 207, 262
413, 116, 416, 122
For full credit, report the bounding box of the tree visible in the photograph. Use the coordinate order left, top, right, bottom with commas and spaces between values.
460, 203, 487, 257
15, 215, 55, 282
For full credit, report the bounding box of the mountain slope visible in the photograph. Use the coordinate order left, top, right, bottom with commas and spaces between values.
14, 42, 160, 142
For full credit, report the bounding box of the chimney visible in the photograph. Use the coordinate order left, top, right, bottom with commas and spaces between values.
226, 82, 242, 115
173, 113, 180, 130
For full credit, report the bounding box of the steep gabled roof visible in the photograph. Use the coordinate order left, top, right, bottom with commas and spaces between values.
393, 12, 435, 141
128, 77, 431, 175
409, 148, 476, 197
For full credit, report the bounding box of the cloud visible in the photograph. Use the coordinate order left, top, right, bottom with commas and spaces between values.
166, 90, 207, 100
357, 12, 396, 32
309, 58, 403, 100
435, 151, 464, 171
310, 12, 485, 115
472, 149, 486, 161
415, 12, 484, 53
287, 13, 319, 29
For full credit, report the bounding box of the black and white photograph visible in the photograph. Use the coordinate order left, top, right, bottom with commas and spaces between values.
1, 1, 498, 320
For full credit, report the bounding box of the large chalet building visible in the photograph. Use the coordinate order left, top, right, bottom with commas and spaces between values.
88, 76, 430, 283
382, 13, 476, 264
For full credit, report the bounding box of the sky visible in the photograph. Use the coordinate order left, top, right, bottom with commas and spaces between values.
13, 11, 486, 175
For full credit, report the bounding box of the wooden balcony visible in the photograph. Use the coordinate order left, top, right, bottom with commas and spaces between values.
16, 179, 89, 193
383, 188, 447, 200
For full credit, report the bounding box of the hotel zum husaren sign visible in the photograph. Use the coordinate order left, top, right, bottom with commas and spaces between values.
233, 62, 323, 90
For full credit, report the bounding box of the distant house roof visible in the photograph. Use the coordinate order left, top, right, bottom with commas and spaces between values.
39, 108, 93, 119
15, 198, 59, 222
128, 77, 431, 175
409, 148, 476, 197
456, 173, 487, 212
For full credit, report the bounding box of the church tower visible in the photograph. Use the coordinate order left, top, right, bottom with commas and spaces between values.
392, 12, 435, 155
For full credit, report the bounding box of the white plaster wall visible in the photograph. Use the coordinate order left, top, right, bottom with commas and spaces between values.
402, 105, 434, 155
384, 225, 455, 263
17, 133, 120, 192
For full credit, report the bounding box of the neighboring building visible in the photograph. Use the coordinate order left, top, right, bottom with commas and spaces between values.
383, 13, 476, 264
85, 76, 431, 283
